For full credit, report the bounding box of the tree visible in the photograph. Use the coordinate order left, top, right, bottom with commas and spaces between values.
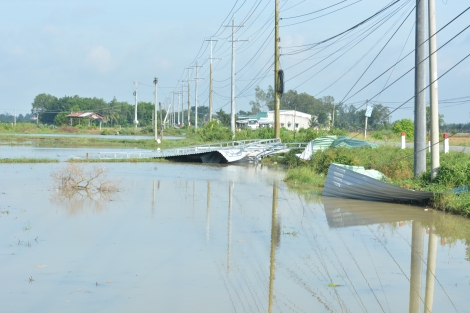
249, 86, 266, 114
317, 112, 328, 126
392, 118, 414, 137
215, 109, 230, 127
54, 113, 69, 126
369, 104, 391, 129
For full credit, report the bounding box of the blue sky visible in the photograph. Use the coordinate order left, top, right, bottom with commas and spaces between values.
1, 0, 469, 123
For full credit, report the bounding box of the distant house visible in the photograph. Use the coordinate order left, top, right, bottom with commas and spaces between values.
236, 110, 312, 131
67, 112, 105, 127
267, 110, 312, 131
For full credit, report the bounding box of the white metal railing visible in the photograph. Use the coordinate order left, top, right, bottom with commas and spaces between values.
93, 138, 292, 160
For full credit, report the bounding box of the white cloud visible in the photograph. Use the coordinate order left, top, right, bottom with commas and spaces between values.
86, 45, 114, 73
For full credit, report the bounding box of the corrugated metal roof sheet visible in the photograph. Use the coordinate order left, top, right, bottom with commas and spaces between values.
67, 112, 105, 120
322, 163, 434, 202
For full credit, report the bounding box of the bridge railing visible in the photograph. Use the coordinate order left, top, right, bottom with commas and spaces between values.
94, 138, 284, 159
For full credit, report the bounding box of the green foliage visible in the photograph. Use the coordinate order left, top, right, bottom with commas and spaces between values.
311, 148, 355, 175
199, 121, 231, 142
285, 167, 324, 186
392, 118, 414, 137
54, 113, 69, 126
371, 131, 384, 140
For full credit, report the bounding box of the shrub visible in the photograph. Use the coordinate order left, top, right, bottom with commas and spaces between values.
200, 120, 231, 142
371, 131, 384, 140
392, 119, 414, 137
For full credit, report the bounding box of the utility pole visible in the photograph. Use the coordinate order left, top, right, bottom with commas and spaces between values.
205, 38, 220, 122
414, 0, 427, 177
133, 81, 139, 129
153, 77, 158, 142
225, 18, 248, 137
176, 91, 182, 126
185, 68, 192, 127
428, 0, 440, 180
172, 91, 176, 128
274, 0, 281, 139
180, 82, 185, 127
159, 102, 163, 140
14, 109, 16, 126
192, 60, 204, 132
364, 100, 369, 139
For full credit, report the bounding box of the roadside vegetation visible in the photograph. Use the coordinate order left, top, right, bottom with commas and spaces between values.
270, 146, 470, 217
0, 157, 59, 163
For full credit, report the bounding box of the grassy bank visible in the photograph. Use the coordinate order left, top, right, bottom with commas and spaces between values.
0, 157, 59, 163
272, 146, 470, 217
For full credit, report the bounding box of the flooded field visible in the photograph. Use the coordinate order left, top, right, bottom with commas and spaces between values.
1, 162, 469, 313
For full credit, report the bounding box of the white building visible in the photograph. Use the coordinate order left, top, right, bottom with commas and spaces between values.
266, 110, 312, 131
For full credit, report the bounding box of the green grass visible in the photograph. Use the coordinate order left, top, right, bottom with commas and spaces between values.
272, 146, 470, 217
0, 157, 59, 163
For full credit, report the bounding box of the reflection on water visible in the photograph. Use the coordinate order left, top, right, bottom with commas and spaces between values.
268, 181, 279, 313
50, 188, 119, 215
1, 162, 469, 312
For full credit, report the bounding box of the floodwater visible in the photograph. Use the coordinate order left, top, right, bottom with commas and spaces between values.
0, 146, 154, 161
1, 162, 469, 313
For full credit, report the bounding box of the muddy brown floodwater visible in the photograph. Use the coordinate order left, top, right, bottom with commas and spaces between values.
1, 162, 469, 313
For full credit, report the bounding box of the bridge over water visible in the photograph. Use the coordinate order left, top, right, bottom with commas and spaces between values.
93, 138, 307, 163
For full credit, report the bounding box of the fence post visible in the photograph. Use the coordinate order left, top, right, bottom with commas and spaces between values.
443, 133, 449, 154
401, 132, 406, 149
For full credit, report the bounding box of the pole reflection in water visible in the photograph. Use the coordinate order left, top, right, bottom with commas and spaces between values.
424, 227, 438, 313
227, 181, 234, 275
193, 181, 196, 217
409, 221, 425, 313
152, 180, 156, 216
206, 181, 211, 244
268, 181, 279, 313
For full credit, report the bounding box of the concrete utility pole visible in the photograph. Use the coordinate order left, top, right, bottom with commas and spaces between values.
133, 81, 139, 128
225, 18, 248, 137
205, 38, 220, 122
185, 68, 193, 127
176, 91, 182, 126
180, 82, 185, 126
364, 100, 369, 139
159, 102, 163, 140
274, 0, 281, 139
192, 60, 204, 132
172, 91, 176, 128
414, 0, 427, 177
153, 77, 158, 142
428, 0, 440, 180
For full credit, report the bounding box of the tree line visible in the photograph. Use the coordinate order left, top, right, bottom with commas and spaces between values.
245, 86, 391, 130
24, 88, 455, 134
30, 93, 222, 128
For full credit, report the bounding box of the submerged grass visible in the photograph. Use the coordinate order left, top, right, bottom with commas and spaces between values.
69, 158, 167, 163
270, 146, 470, 217
0, 157, 59, 163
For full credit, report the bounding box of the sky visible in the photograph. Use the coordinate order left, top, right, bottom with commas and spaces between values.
0, 0, 469, 124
